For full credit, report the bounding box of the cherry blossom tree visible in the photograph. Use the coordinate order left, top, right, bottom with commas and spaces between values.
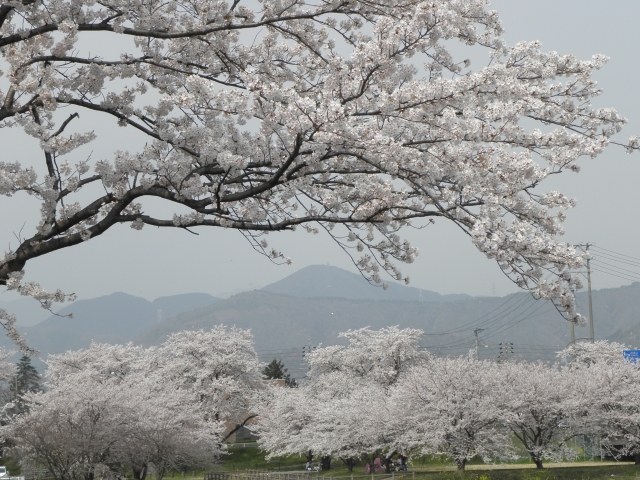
306, 326, 427, 387
313, 375, 395, 473
254, 367, 397, 472
5, 325, 263, 480
253, 380, 318, 464
256, 327, 425, 472
0, 0, 635, 345
0, 347, 19, 412
495, 361, 582, 469
557, 341, 640, 464
156, 326, 265, 437
394, 356, 515, 471
8, 377, 133, 480
558, 340, 627, 366
9, 369, 224, 480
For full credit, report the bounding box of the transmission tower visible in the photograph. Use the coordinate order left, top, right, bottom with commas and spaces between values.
498, 341, 514, 362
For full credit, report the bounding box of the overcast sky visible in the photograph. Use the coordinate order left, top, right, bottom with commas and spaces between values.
2, 0, 640, 302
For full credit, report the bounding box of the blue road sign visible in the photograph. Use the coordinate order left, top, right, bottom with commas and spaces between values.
623, 350, 640, 363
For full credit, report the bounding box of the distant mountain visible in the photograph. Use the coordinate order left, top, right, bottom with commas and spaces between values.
151, 293, 221, 319
1, 265, 639, 378
138, 281, 640, 378
137, 290, 574, 375
261, 265, 471, 302
0, 298, 53, 327
0, 292, 220, 358
607, 325, 640, 345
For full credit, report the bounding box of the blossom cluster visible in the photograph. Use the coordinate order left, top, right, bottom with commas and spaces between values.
4, 326, 265, 479
254, 328, 640, 471
0, 0, 635, 339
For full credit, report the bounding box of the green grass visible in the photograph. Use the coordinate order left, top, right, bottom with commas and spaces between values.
219, 446, 308, 472
407, 465, 640, 480
217, 446, 640, 480
0, 455, 21, 476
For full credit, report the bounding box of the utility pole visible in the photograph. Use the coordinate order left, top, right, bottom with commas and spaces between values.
586, 243, 595, 343
474, 328, 485, 361
571, 321, 575, 346
302, 343, 315, 370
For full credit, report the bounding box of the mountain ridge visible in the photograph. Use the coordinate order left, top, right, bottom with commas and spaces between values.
261, 265, 471, 302
0, 266, 636, 373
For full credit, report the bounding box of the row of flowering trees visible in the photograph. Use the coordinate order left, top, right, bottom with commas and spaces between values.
253, 328, 640, 471
1, 325, 638, 478
2, 326, 265, 480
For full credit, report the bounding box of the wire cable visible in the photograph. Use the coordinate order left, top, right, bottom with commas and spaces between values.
591, 266, 640, 283
591, 259, 640, 278
591, 245, 640, 263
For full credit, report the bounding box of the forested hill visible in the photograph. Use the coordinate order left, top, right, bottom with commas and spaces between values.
0, 265, 638, 372
261, 264, 471, 302
0, 292, 220, 357
138, 281, 640, 369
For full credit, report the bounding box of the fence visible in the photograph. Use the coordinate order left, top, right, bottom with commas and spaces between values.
206, 471, 416, 480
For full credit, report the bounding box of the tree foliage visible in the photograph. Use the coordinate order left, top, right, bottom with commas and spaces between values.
5, 326, 265, 480
262, 359, 296, 387
0, 0, 636, 348
254, 327, 428, 473
15, 355, 40, 393
396, 356, 515, 471
254, 331, 640, 471
8, 355, 42, 414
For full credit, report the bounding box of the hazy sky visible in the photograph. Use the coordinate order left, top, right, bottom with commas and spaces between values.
2, 0, 640, 303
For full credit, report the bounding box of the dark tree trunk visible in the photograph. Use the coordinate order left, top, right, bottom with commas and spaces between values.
361, 454, 375, 473
534, 459, 544, 469
305, 451, 313, 463
132, 464, 147, 480
384, 457, 392, 474
340, 458, 356, 472
321, 456, 331, 471
457, 459, 467, 472
634, 453, 640, 465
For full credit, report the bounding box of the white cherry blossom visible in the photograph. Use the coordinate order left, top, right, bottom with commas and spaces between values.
0, 0, 634, 342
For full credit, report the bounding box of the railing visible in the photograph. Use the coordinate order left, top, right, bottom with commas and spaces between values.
206, 471, 416, 480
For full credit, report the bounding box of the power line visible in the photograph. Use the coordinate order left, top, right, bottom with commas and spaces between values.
591, 266, 640, 283
482, 302, 549, 341
422, 292, 527, 336
591, 245, 640, 263
589, 251, 640, 269
591, 259, 640, 278
423, 294, 538, 348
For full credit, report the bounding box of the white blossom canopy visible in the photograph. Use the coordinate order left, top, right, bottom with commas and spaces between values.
395, 356, 516, 470
6, 326, 264, 479
0, 0, 635, 345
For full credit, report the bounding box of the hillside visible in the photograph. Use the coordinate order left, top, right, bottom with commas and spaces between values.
0, 298, 53, 327
137, 290, 583, 366
0, 265, 637, 375
261, 265, 471, 302
138, 281, 640, 377
0, 292, 220, 357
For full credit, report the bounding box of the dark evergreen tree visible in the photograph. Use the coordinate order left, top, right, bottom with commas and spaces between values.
9, 355, 42, 413
262, 359, 297, 387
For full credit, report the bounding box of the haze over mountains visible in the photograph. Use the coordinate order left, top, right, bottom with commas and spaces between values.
262, 265, 471, 303
0, 265, 637, 374
0, 292, 220, 355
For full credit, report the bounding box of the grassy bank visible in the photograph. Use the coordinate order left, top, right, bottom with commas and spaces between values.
409, 464, 640, 480
218, 446, 639, 480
